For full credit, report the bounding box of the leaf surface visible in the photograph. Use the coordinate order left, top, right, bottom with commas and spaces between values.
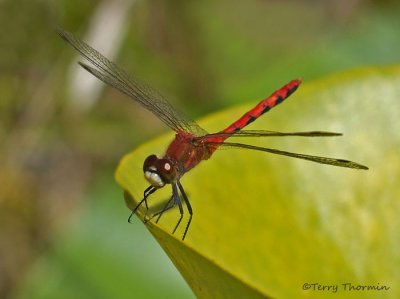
116, 66, 400, 299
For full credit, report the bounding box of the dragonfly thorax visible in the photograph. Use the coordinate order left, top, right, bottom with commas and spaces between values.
143, 154, 178, 188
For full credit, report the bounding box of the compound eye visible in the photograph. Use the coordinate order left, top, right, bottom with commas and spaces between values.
143, 154, 158, 172
159, 159, 173, 173
157, 159, 177, 183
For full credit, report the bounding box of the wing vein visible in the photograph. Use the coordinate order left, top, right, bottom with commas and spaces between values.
57, 28, 205, 134
213, 141, 368, 170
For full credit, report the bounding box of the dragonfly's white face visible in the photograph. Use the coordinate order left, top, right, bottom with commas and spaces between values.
143, 154, 177, 187
144, 167, 165, 187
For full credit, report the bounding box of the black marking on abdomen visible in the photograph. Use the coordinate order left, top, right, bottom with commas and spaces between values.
261, 105, 271, 114
245, 115, 256, 126
286, 85, 299, 97
275, 95, 284, 105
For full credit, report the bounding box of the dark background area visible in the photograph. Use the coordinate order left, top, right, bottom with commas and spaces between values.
1, 0, 399, 298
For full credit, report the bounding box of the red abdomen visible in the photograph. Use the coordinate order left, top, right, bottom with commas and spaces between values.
204, 79, 301, 151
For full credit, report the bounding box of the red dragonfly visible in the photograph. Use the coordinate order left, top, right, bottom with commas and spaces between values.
58, 29, 368, 240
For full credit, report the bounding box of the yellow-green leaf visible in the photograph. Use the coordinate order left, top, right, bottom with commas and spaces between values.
115, 66, 400, 299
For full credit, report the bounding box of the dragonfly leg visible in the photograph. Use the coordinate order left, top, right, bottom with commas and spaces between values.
172, 183, 184, 236
178, 181, 192, 241
128, 185, 157, 223
154, 195, 175, 223
144, 195, 175, 223
143, 185, 157, 209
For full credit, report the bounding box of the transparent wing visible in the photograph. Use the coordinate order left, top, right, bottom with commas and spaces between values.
210, 141, 368, 170
57, 28, 206, 135
198, 130, 342, 141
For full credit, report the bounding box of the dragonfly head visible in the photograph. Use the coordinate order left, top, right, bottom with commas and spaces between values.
143, 154, 178, 188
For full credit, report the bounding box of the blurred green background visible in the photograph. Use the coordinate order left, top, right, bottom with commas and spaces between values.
1, 0, 399, 298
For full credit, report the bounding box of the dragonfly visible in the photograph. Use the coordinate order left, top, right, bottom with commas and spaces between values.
57, 28, 368, 240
